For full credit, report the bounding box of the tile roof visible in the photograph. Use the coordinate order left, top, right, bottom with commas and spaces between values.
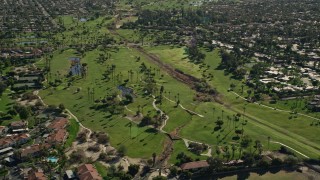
28, 169, 47, 180
77, 164, 102, 180
21, 143, 51, 157
180, 160, 209, 170
48, 117, 68, 130
0, 134, 30, 147
47, 129, 67, 144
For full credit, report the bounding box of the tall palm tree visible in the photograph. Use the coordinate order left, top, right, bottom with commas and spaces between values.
231, 144, 237, 159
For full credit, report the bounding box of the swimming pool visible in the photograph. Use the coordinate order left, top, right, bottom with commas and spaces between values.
47, 157, 58, 163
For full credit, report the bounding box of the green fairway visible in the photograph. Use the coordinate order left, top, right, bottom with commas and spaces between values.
143, 46, 320, 158
35, 14, 320, 160
38, 44, 320, 159
169, 140, 207, 165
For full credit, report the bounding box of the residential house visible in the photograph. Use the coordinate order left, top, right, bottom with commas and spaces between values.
48, 117, 68, 130
64, 170, 76, 180
20, 143, 51, 159
46, 129, 68, 145
28, 169, 47, 180
77, 164, 102, 180
10, 121, 28, 130
0, 134, 30, 149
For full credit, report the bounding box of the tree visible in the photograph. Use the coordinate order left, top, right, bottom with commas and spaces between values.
19, 106, 30, 120
231, 144, 237, 159
207, 157, 223, 173
97, 133, 109, 144
240, 135, 252, 157
215, 119, 224, 129
118, 145, 127, 157
128, 164, 140, 176
58, 103, 65, 112
271, 158, 283, 166
169, 166, 178, 177
0, 82, 7, 97
254, 140, 263, 155
243, 153, 255, 167
284, 155, 299, 166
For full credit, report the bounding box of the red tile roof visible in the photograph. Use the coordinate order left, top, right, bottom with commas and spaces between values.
180, 161, 209, 170
21, 143, 51, 157
47, 129, 67, 144
28, 169, 47, 180
0, 134, 30, 148
48, 117, 68, 130
77, 164, 102, 180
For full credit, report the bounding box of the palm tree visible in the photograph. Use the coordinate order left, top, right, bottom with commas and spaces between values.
221, 110, 224, 122
231, 144, 237, 159
212, 108, 216, 122
254, 140, 262, 154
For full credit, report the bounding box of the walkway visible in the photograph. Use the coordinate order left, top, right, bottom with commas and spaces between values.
232, 91, 320, 122
162, 95, 204, 118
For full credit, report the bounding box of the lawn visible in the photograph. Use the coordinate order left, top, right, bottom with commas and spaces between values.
169, 140, 207, 165
143, 46, 320, 158
65, 118, 80, 148
38, 44, 320, 159
94, 162, 108, 179
145, 46, 203, 79
0, 89, 12, 112
36, 15, 320, 159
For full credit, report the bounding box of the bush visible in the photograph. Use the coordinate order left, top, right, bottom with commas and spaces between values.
128, 164, 140, 176
77, 132, 87, 143
279, 146, 295, 156
271, 158, 283, 166
188, 142, 208, 155
69, 150, 86, 164
87, 144, 100, 152
118, 145, 127, 157
97, 133, 109, 144
257, 159, 270, 168
284, 155, 299, 166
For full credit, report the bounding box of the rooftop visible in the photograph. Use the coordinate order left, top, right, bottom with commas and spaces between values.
180, 160, 209, 170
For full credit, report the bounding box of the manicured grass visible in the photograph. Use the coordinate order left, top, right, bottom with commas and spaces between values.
169, 140, 206, 165
38, 47, 173, 158
143, 46, 320, 158
145, 46, 203, 79
36, 15, 319, 159
0, 89, 13, 112
94, 162, 108, 179
65, 118, 80, 148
